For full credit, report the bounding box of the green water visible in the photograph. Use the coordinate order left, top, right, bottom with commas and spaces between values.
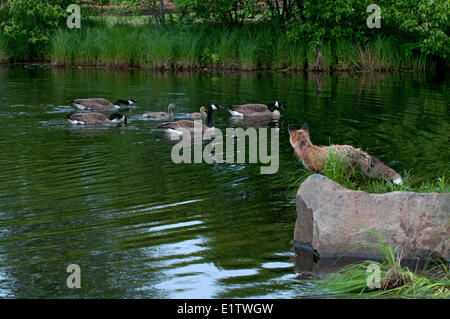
0, 66, 448, 298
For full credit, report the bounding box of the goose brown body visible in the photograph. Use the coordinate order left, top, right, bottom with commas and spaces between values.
70, 98, 135, 110
143, 103, 175, 118
186, 106, 207, 118
229, 104, 274, 116
227, 100, 283, 118
67, 112, 126, 125
158, 104, 222, 136
158, 120, 211, 133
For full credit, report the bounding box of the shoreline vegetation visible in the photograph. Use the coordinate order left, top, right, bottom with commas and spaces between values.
0, 1, 448, 72
0, 21, 439, 72
315, 231, 450, 298
48, 22, 436, 72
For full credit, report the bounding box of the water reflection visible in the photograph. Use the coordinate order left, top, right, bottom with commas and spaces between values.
228, 116, 280, 128
0, 67, 448, 298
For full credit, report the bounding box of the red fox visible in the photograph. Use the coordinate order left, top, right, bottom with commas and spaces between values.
288, 123, 403, 184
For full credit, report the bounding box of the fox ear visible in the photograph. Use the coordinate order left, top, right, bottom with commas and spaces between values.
288, 124, 295, 134
301, 123, 309, 132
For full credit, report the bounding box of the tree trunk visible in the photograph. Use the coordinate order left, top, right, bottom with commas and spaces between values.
294, 0, 304, 23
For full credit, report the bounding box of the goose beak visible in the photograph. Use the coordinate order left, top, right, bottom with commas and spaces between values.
280, 105, 285, 111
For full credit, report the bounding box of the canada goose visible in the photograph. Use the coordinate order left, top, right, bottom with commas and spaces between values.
288, 123, 402, 184
143, 103, 176, 118
228, 115, 278, 128
67, 112, 127, 125
227, 100, 284, 118
70, 98, 137, 110
186, 106, 207, 118
157, 104, 223, 136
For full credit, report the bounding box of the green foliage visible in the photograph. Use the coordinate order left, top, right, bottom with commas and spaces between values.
285, 0, 449, 60
286, 0, 369, 45
264, 0, 298, 22
175, 0, 262, 27
3, 0, 448, 66
48, 21, 437, 72
0, 0, 75, 60
114, 0, 167, 24
381, 0, 450, 59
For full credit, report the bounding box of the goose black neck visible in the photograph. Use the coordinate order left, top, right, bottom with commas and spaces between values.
114, 99, 128, 106
267, 103, 275, 112
206, 106, 214, 128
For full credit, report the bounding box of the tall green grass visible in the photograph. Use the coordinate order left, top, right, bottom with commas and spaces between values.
314, 230, 449, 298
239, 34, 259, 70
292, 149, 450, 194
0, 34, 9, 64
213, 29, 238, 69
48, 21, 434, 72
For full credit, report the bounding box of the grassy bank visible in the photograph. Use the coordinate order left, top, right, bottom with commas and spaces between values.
292, 150, 450, 194
48, 21, 435, 72
315, 231, 449, 298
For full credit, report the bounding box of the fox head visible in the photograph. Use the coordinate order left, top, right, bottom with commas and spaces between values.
288, 123, 312, 150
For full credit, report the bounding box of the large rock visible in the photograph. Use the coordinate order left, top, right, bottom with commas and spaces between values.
294, 174, 450, 260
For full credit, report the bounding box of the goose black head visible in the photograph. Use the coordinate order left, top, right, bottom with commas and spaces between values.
109, 113, 127, 124
114, 99, 135, 106
269, 100, 284, 111
210, 103, 224, 110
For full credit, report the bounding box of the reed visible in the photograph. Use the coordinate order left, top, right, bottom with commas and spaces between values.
0, 34, 9, 64
216, 29, 240, 69
238, 33, 259, 70
288, 41, 308, 71
307, 43, 334, 72
142, 28, 174, 70
47, 21, 438, 72
334, 40, 356, 71
272, 35, 290, 70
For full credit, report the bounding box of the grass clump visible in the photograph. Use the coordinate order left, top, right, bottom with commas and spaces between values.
288, 41, 308, 71
292, 148, 449, 194
215, 30, 240, 69
238, 33, 259, 70
0, 34, 9, 64
46, 20, 435, 72
314, 231, 450, 298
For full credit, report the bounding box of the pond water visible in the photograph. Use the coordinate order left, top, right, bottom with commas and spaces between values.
0, 66, 448, 298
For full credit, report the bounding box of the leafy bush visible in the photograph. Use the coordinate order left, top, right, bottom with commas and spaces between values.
2, 0, 448, 66
0, 0, 75, 60
381, 0, 450, 59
